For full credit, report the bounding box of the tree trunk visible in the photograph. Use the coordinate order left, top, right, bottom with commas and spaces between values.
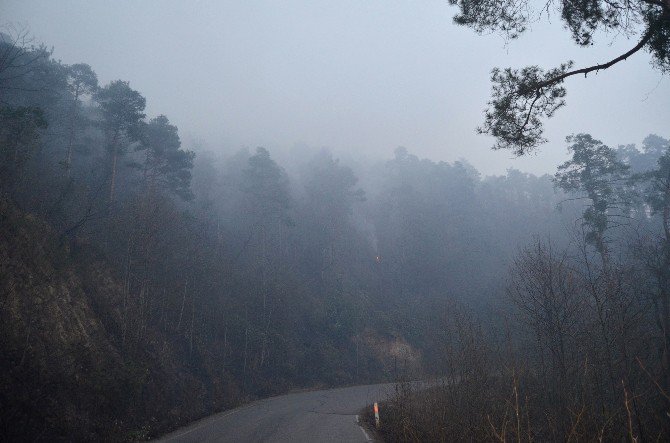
176, 277, 188, 332
243, 310, 249, 391
65, 85, 80, 176
190, 286, 195, 356
108, 130, 120, 203
121, 236, 132, 350
663, 199, 670, 244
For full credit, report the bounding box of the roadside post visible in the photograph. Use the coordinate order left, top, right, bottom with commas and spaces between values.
373, 402, 380, 428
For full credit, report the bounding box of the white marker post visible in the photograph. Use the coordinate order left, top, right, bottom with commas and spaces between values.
373, 402, 380, 428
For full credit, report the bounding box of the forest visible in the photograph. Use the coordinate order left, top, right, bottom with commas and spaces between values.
1, 20, 669, 442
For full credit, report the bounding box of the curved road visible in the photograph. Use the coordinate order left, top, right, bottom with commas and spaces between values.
157, 383, 397, 442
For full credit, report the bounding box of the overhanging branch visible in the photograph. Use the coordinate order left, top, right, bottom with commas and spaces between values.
534, 26, 655, 91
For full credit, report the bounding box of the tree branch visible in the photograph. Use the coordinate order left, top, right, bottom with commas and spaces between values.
518, 90, 543, 132
534, 26, 655, 91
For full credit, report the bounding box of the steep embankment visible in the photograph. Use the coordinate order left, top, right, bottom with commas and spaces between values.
1, 198, 117, 439
0, 199, 230, 441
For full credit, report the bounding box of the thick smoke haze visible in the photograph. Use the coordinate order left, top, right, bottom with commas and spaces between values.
4, 0, 667, 174
3, 0, 670, 440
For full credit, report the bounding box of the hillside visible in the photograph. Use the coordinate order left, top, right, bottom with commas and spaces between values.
0, 198, 240, 440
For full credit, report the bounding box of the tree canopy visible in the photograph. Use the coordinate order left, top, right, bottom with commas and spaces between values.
448, 0, 670, 154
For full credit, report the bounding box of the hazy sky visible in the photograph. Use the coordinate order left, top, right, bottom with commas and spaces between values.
4, 0, 668, 175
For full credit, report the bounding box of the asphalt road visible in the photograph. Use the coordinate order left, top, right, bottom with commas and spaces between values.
157, 382, 398, 443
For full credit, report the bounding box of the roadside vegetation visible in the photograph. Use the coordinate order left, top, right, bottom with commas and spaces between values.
370, 134, 670, 440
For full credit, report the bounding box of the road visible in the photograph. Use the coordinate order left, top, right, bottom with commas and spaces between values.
157, 382, 398, 443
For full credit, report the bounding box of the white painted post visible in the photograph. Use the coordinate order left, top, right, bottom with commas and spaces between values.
373, 402, 380, 428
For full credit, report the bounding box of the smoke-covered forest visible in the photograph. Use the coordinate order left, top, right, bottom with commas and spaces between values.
1, 1, 669, 441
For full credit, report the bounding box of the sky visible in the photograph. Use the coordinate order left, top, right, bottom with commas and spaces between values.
3, 0, 669, 175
